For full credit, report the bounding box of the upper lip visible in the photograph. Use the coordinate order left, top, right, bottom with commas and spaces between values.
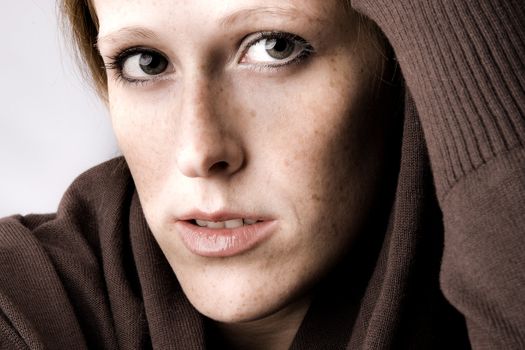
177, 210, 271, 222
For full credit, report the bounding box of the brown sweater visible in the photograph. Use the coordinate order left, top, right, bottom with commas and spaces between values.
1, 0, 524, 349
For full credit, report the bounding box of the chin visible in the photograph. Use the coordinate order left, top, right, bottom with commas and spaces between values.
198, 298, 278, 324
173, 261, 311, 324
188, 290, 283, 324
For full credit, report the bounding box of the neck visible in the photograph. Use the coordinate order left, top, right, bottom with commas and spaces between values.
210, 294, 312, 350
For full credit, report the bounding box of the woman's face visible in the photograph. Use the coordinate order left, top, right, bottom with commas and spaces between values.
95, 0, 388, 323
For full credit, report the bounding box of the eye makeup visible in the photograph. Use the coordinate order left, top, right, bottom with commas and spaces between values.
103, 30, 316, 86
238, 31, 315, 68
104, 47, 171, 85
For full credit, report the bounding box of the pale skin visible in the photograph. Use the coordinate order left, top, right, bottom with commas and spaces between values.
94, 0, 390, 348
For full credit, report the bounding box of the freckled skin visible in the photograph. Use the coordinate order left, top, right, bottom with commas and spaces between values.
94, 0, 391, 347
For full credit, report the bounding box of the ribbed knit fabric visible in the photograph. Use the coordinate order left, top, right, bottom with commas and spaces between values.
351, 1, 525, 348
1, 1, 524, 349
353, 0, 525, 196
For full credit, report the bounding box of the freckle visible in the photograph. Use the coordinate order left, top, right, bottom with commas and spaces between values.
250, 109, 256, 118
311, 194, 321, 201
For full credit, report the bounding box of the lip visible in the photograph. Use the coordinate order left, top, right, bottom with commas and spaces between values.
175, 214, 277, 257
177, 210, 271, 222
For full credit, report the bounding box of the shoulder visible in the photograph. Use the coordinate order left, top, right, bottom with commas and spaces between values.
0, 156, 133, 273
0, 157, 133, 349
0, 156, 132, 252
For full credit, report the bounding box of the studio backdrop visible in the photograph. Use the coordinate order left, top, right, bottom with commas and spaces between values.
0, 1, 119, 217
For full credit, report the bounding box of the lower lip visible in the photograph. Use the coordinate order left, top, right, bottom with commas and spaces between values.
176, 220, 277, 257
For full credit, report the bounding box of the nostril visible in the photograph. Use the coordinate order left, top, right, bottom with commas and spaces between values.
209, 161, 229, 173
177, 140, 244, 178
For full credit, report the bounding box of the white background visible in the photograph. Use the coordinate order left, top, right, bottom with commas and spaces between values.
0, 1, 119, 217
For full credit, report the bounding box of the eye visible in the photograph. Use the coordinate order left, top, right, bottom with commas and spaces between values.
240, 32, 314, 67
106, 47, 170, 83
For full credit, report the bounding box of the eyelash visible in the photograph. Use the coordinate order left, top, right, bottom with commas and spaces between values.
104, 47, 164, 86
103, 31, 315, 86
240, 31, 315, 69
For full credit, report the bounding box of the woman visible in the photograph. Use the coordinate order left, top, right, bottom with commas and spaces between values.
0, 0, 523, 349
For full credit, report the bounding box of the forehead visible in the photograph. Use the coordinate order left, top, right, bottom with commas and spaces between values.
93, 0, 342, 35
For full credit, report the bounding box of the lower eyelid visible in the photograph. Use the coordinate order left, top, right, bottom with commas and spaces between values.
128, 74, 173, 86
241, 51, 314, 74
241, 45, 314, 68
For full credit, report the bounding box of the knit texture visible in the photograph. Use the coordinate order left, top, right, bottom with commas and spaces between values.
353, 0, 525, 196
1, 0, 524, 348
351, 0, 525, 348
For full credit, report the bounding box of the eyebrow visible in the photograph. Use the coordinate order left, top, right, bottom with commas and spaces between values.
218, 5, 317, 27
97, 26, 159, 49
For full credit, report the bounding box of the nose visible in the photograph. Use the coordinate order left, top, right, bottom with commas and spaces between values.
175, 77, 244, 178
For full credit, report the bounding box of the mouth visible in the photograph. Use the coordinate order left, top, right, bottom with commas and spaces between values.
189, 218, 260, 229
175, 215, 276, 258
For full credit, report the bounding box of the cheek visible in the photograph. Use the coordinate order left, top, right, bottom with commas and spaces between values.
108, 90, 175, 200
246, 69, 372, 198
261, 68, 384, 245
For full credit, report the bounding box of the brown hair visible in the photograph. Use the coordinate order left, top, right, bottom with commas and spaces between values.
60, 0, 106, 98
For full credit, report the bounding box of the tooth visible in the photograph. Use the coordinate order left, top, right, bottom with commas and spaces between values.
207, 221, 226, 229
196, 219, 208, 227
225, 219, 243, 229
243, 219, 257, 225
